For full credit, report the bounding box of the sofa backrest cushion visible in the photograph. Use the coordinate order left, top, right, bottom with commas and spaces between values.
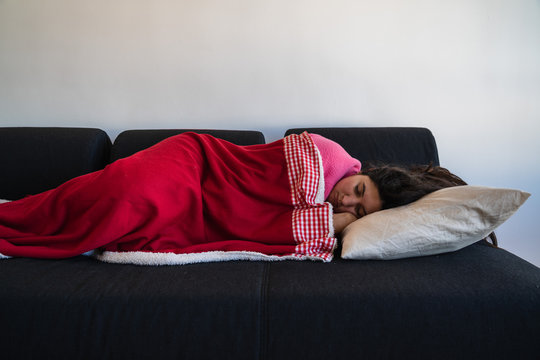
0, 127, 111, 200
110, 129, 266, 162
284, 127, 439, 167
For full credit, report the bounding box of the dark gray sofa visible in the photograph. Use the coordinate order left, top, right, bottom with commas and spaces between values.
1, 126, 539, 360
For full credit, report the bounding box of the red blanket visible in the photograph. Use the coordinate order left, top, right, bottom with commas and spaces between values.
0, 132, 335, 264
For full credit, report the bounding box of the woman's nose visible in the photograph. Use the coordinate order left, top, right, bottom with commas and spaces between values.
341, 194, 358, 207
340, 195, 359, 216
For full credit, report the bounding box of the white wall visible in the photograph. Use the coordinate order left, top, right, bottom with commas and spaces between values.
1, 0, 539, 266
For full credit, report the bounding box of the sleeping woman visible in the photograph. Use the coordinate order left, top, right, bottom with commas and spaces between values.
0, 131, 466, 265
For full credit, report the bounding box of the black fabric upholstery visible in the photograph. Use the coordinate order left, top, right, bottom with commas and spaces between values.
0, 127, 111, 200
1, 245, 539, 359
265, 243, 540, 359
285, 127, 440, 167
0, 257, 266, 360
110, 129, 266, 162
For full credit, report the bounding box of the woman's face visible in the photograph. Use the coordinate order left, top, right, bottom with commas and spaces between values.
327, 174, 382, 218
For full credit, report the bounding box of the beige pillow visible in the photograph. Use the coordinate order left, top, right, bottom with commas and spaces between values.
341, 185, 530, 260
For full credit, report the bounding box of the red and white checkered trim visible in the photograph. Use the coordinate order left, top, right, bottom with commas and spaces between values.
284, 132, 336, 262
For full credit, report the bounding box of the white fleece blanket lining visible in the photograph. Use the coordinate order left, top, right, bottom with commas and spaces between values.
313, 144, 326, 205
0, 250, 328, 264
93, 250, 327, 266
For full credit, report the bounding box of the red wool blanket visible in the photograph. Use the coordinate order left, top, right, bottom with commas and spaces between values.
0, 132, 335, 265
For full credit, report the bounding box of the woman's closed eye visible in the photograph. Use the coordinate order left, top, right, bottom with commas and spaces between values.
357, 183, 366, 197
355, 205, 366, 218
355, 183, 367, 217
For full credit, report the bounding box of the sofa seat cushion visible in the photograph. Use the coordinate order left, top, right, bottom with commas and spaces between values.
1, 242, 539, 359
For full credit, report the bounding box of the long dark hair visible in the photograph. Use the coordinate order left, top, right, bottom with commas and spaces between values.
362, 163, 498, 247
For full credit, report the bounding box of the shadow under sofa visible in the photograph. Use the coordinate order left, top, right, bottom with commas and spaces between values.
0, 126, 539, 360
